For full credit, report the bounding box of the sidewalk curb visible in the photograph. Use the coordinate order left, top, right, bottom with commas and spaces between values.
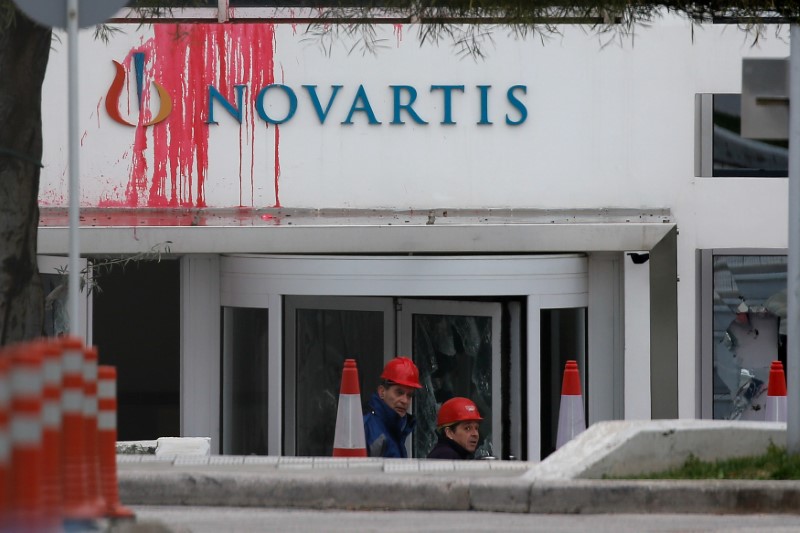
528, 480, 800, 514
119, 471, 472, 511
118, 470, 800, 514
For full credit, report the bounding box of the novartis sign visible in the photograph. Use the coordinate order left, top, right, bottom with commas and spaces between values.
206, 84, 528, 126
105, 54, 528, 128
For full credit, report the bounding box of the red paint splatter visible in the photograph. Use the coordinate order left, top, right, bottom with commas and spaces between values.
39, 207, 287, 228
393, 24, 403, 47
104, 24, 277, 209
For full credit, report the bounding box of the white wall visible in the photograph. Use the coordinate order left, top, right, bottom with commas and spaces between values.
39, 16, 792, 418
41, 19, 789, 211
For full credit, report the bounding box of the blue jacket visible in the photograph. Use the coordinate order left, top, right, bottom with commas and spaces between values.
363, 392, 415, 458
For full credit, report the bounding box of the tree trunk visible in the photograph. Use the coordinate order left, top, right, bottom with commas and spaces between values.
0, 9, 51, 344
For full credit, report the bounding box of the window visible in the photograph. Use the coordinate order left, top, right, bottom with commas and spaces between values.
701, 250, 787, 420
696, 94, 788, 178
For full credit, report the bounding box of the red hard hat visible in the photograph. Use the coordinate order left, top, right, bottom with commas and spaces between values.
380, 356, 422, 389
437, 397, 483, 428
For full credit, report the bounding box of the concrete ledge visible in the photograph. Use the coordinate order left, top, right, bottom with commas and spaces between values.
526, 419, 787, 480
469, 478, 531, 513
115, 421, 800, 515
117, 469, 800, 514
119, 471, 471, 511
528, 480, 800, 514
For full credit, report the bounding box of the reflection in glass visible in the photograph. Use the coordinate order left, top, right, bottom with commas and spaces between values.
223, 307, 269, 455
712, 94, 787, 177
413, 314, 493, 459
295, 309, 384, 457
712, 255, 786, 420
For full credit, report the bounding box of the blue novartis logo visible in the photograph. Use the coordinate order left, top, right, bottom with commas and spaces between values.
207, 84, 528, 126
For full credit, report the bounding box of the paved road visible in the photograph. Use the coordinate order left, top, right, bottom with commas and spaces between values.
117, 506, 800, 533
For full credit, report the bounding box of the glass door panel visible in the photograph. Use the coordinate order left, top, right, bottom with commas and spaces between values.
222, 307, 269, 455
398, 299, 501, 459
540, 307, 587, 459
284, 296, 394, 456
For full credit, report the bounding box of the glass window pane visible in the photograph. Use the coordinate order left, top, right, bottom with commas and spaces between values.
224, 307, 269, 455
713, 94, 788, 177
413, 314, 493, 459
712, 255, 786, 420
295, 308, 385, 457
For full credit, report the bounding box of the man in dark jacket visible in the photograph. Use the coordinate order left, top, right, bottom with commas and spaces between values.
427, 397, 482, 460
363, 357, 422, 458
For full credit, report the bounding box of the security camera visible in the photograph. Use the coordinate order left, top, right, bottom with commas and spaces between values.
627, 253, 650, 264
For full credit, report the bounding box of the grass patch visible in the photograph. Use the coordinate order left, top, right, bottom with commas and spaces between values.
619, 443, 800, 480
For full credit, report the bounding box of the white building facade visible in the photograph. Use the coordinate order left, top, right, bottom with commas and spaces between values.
36, 5, 792, 460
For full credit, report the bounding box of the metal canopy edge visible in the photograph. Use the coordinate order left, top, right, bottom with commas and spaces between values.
37, 207, 674, 255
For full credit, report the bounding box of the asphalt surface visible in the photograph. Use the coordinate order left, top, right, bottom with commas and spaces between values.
117, 507, 800, 533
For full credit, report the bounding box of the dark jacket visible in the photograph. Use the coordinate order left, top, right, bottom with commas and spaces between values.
363, 392, 415, 458
426, 432, 475, 460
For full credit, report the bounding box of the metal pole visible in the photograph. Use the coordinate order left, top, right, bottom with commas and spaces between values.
788, 24, 800, 455
67, 0, 81, 338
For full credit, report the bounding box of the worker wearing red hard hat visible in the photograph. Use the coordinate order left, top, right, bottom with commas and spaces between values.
363, 356, 422, 458
427, 397, 483, 460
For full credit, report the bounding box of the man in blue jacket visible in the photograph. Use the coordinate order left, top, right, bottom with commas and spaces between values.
363, 357, 422, 458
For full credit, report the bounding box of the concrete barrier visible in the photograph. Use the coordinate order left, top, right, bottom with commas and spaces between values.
526, 419, 787, 480
154, 437, 211, 458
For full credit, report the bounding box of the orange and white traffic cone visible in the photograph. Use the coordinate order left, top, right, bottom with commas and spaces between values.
97, 365, 134, 520
9, 347, 47, 532
82, 346, 105, 514
765, 360, 788, 423
59, 336, 95, 522
555, 360, 586, 450
332, 359, 367, 457
39, 340, 63, 523
0, 355, 10, 532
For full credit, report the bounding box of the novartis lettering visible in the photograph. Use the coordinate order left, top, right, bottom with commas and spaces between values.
207, 84, 528, 126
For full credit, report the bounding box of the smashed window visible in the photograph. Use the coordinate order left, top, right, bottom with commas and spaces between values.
712, 255, 787, 420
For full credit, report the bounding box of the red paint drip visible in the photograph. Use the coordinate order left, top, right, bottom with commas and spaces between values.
107, 24, 276, 208
274, 124, 281, 208
394, 24, 403, 47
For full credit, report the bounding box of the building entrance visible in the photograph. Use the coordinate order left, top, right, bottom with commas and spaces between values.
219, 254, 588, 460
